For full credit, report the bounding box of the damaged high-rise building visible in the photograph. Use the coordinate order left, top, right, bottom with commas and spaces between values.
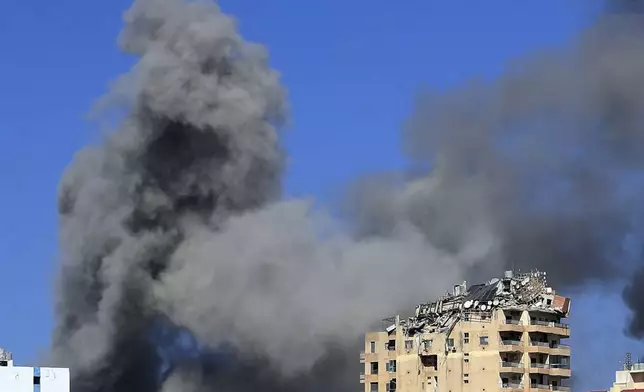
360, 270, 572, 392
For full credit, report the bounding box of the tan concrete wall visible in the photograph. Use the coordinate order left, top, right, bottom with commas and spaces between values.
361, 309, 571, 392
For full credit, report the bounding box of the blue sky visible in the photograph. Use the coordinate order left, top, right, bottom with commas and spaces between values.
0, 0, 642, 390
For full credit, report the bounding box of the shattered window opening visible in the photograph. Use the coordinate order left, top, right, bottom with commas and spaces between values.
480, 336, 489, 345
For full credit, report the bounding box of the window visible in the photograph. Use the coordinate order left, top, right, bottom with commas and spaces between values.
34, 376, 41, 385
447, 338, 455, 348
423, 340, 433, 350
388, 340, 396, 351
463, 333, 469, 344
479, 336, 489, 345
370, 362, 379, 375
464, 374, 469, 377
387, 360, 397, 373
0, 361, 7, 367
405, 340, 414, 350
387, 379, 397, 392
370, 341, 376, 353
464, 380, 469, 384
464, 359, 469, 363
370, 382, 378, 392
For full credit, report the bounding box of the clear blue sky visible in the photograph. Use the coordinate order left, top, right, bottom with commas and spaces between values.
1, 0, 642, 390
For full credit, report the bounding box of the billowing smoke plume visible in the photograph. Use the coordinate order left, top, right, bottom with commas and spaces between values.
350, 0, 644, 325
51, 0, 644, 390
51, 0, 469, 391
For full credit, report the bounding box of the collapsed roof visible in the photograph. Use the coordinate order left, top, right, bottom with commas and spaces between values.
395, 269, 571, 336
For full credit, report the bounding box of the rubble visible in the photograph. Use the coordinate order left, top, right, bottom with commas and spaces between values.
395, 269, 570, 337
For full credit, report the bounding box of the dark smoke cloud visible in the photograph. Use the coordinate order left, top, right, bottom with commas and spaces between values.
51, 0, 464, 391
351, 3, 644, 287
50, 0, 644, 390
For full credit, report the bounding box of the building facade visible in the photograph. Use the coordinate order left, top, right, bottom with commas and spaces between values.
0, 348, 70, 392
607, 353, 644, 392
361, 270, 572, 392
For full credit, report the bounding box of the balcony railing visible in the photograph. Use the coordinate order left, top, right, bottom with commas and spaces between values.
528, 385, 570, 391
501, 383, 523, 389
530, 320, 569, 329
551, 364, 571, 369
504, 319, 522, 325
530, 363, 549, 369
501, 361, 523, 368
530, 341, 550, 347
552, 343, 570, 349
501, 340, 522, 346
360, 352, 366, 360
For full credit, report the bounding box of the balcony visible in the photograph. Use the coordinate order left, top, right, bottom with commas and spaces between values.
499, 319, 524, 332
360, 352, 366, 362
529, 384, 570, 391
501, 383, 524, 391
500, 361, 525, 373
529, 363, 571, 377
550, 343, 571, 356
549, 364, 572, 377
500, 340, 524, 352
360, 373, 365, 382
527, 341, 550, 353
526, 320, 570, 337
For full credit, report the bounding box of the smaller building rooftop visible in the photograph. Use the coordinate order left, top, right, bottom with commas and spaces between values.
0, 348, 12, 362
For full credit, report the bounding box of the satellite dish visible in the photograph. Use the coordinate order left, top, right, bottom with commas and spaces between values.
464, 300, 473, 309
487, 301, 493, 305
480, 305, 487, 311
493, 299, 500, 306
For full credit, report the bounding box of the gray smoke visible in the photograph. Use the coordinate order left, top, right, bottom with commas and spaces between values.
51, 0, 470, 391
51, 0, 644, 391
350, 0, 644, 295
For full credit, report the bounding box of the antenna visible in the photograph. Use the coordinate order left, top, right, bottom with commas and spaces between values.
626, 352, 633, 370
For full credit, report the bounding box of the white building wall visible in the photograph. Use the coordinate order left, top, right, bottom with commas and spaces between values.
0, 366, 70, 392
40, 367, 71, 392
0, 366, 38, 392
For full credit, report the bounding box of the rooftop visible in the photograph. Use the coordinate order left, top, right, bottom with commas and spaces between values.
392, 269, 571, 336
0, 348, 12, 362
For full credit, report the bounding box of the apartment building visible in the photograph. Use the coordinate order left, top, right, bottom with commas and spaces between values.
360, 270, 571, 392
0, 348, 70, 392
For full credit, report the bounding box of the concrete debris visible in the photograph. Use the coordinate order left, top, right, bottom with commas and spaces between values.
396, 269, 571, 336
